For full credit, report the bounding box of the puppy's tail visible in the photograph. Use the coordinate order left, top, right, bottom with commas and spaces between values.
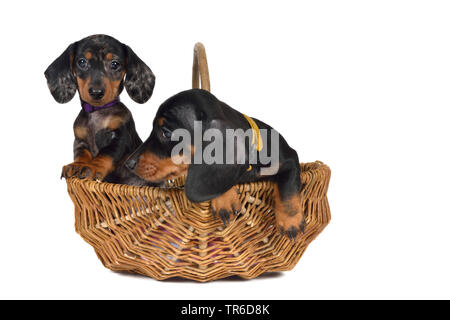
192, 42, 211, 92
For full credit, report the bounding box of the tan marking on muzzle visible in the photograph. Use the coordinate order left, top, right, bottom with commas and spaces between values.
135, 151, 190, 183
76, 75, 92, 104
101, 71, 125, 104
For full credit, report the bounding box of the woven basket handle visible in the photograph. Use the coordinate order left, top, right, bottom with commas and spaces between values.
192, 42, 211, 92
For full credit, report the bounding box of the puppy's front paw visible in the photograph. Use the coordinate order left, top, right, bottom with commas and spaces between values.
76, 164, 106, 181
211, 187, 242, 226
61, 162, 87, 179
61, 156, 113, 181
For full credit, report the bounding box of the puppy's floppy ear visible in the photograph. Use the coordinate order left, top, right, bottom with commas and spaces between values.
44, 43, 77, 103
124, 45, 155, 104
185, 164, 247, 203
185, 114, 248, 203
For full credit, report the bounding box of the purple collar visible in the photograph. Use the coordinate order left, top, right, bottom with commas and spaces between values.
82, 98, 120, 113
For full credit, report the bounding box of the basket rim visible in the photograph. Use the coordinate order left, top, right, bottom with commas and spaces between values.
66, 160, 330, 194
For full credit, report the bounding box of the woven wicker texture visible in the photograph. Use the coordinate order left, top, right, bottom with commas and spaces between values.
65, 161, 331, 281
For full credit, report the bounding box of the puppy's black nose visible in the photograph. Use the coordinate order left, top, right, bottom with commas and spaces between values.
125, 158, 137, 171
88, 88, 105, 100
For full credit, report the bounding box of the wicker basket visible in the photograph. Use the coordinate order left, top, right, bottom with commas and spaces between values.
64, 43, 331, 282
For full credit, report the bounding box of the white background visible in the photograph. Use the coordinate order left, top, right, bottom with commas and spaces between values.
0, 0, 449, 299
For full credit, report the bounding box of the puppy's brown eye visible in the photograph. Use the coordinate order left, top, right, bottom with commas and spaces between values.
77, 58, 88, 69
161, 127, 172, 139
110, 60, 120, 71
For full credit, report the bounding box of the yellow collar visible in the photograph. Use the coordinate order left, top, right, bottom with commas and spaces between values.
242, 114, 263, 152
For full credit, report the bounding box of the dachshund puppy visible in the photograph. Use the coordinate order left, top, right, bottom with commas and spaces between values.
125, 89, 305, 240
45, 34, 155, 185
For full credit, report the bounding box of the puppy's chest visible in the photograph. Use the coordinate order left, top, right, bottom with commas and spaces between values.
75, 112, 125, 155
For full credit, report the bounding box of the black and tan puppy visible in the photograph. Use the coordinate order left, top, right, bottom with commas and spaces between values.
45, 34, 155, 185
125, 89, 305, 240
